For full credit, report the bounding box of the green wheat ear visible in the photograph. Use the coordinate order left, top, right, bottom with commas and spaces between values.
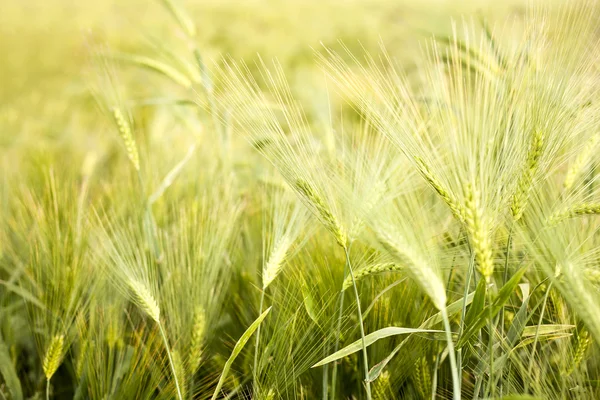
189, 306, 206, 373
511, 129, 544, 221
463, 183, 494, 280
564, 328, 591, 376
564, 133, 599, 191
127, 279, 161, 323
341, 263, 402, 291
294, 178, 346, 248
43, 334, 65, 380
548, 203, 600, 225
414, 156, 465, 223
111, 107, 140, 171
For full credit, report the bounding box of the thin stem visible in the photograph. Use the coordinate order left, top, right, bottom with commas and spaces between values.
431, 343, 440, 400
331, 247, 349, 399
486, 285, 495, 397
159, 322, 184, 400
498, 226, 513, 397
441, 307, 461, 400
322, 345, 329, 400
457, 247, 476, 392
46, 378, 50, 400
344, 245, 372, 400
525, 281, 553, 393
253, 289, 265, 385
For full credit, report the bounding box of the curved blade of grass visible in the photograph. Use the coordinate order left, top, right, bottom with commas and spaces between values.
0, 280, 45, 310
464, 277, 487, 329
312, 327, 443, 368
0, 335, 23, 400
521, 324, 575, 337
159, 0, 196, 38
457, 265, 528, 349
109, 53, 193, 88
210, 307, 272, 400
149, 143, 197, 204
368, 290, 476, 382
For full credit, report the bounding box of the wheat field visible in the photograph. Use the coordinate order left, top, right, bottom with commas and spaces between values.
1, 0, 600, 399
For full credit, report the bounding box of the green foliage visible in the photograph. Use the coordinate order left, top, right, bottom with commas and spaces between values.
2, 0, 600, 399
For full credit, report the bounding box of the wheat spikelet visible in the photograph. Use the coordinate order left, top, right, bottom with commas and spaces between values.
373, 370, 392, 399
565, 328, 591, 376
375, 229, 446, 310
295, 179, 346, 248
341, 262, 402, 291
128, 279, 161, 323
548, 203, 600, 225
171, 350, 187, 398
262, 237, 292, 289
584, 268, 600, 283
43, 334, 65, 380
413, 357, 431, 399
189, 306, 206, 373
511, 129, 544, 221
75, 339, 88, 379
265, 389, 276, 400
111, 107, 140, 171
564, 133, 599, 191
414, 156, 465, 223
464, 183, 494, 280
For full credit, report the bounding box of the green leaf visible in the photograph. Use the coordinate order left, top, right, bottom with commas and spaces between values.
506, 283, 531, 347
367, 290, 476, 382
457, 265, 528, 349
301, 284, 321, 329
0, 335, 23, 400
210, 307, 272, 400
464, 277, 487, 329
521, 324, 575, 337
0, 280, 45, 310
312, 327, 442, 368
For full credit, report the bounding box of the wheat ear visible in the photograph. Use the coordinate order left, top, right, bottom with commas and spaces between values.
548, 203, 600, 225
262, 237, 292, 289
341, 263, 402, 291
414, 156, 465, 223
511, 129, 544, 221
464, 183, 494, 280
295, 179, 346, 248
128, 280, 161, 323
564, 328, 591, 376
375, 229, 446, 310
189, 306, 206, 373
111, 107, 140, 171
564, 133, 599, 191
43, 334, 65, 380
